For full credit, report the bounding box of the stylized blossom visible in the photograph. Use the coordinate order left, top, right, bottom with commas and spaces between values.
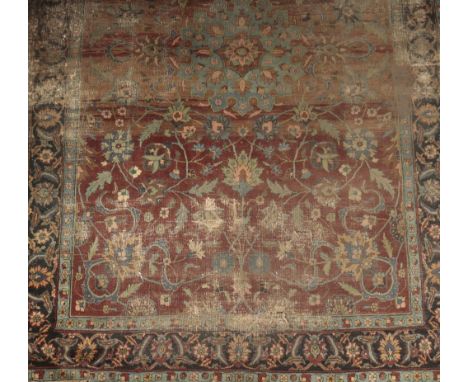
75, 338, 97, 363
33, 228, 52, 245
348, 186, 362, 201
344, 129, 377, 160
336, 232, 378, 280
248, 253, 270, 274
101, 130, 134, 163
117, 189, 130, 203
312, 180, 340, 208
192, 343, 210, 361
269, 343, 285, 361
293, 102, 317, 122
222, 151, 263, 196
419, 338, 432, 356
34, 104, 63, 130
255, 115, 278, 139
421, 178, 439, 204
212, 252, 234, 274
227, 335, 251, 364
150, 336, 173, 364
105, 232, 143, 281
336, 232, 379, 280
128, 166, 142, 178
415, 99, 439, 128
29, 266, 53, 289
224, 37, 260, 67
31, 181, 57, 207
378, 334, 402, 365
29, 310, 45, 327
205, 115, 230, 139
339, 164, 352, 176
303, 335, 327, 365
164, 100, 191, 123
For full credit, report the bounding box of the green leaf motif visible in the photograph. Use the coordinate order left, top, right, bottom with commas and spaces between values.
188, 179, 218, 197
143, 154, 165, 173
139, 120, 162, 147
338, 282, 362, 297
318, 119, 340, 141
119, 283, 142, 299
292, 204, 304, 230
267, 180, 293, 197
369, 168, 395, 198
85, 171, 112, 200
88, 237, 99, 260
382, 234, 393, 257
173, 203, 188, 234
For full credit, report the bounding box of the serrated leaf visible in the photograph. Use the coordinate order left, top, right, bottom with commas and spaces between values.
85, 171, 112, 199
119, 283, 142, 299
292, 204, 304, 230
173, 203, 188, 234
188, 239, 205, 259
149, 261, 157, 276
267, 179, 293, 197
369, 168, 395, 198
188, 179, 218, 197
382, 234, 393, 257
318, 119, 340, 141
88, 237, 99, 260
139, 120, 162, 146
338, 282, 362, 297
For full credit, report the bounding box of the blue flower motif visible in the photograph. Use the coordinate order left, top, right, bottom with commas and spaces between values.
193, 143, 205, 152
205, 116, 231, 140
262, 146, 274, 159
255, 115, 278, 140
212, 253, 234, 274
248, 253, 270, 274
209, 146, 222, 160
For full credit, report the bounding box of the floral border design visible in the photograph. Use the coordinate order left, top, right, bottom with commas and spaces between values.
28, 0, 439, 379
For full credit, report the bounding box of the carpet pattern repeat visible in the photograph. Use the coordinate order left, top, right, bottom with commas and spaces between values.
29, 1, 439, 381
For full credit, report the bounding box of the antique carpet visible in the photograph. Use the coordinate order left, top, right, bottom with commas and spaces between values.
28, 0, 440, 381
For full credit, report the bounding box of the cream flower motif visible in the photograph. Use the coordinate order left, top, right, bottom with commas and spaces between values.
129, 166, 142, 178
227, 335, 251, 364
348, 187, 362, 201
222, 151, 263, 196
104, 232, 143, 282
336, 232, 378, 281
312, 180, 340, 208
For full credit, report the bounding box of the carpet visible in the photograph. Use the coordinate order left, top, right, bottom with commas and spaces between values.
29, 1, 439, 381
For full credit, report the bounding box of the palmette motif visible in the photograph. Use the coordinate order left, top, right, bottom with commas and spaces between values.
29, 0, 439, 380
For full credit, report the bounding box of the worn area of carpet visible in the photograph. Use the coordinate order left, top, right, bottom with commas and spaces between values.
28, 0, 439, 381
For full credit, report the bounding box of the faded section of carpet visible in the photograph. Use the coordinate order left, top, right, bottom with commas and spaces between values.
29, 1, 439, 381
